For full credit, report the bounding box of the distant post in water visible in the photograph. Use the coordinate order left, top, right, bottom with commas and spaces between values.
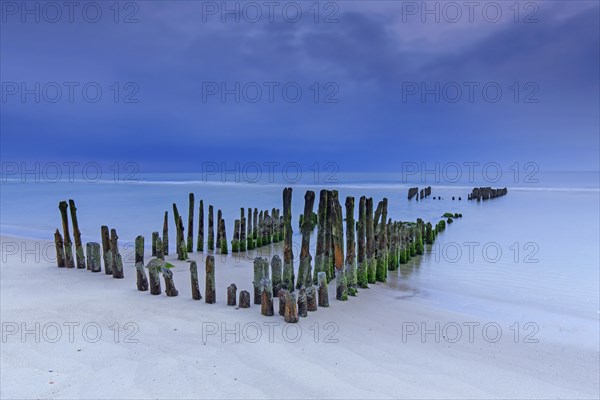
205, 255, 216, 303
208, 205, 215, 251
187, 192, 194, 253
216, 209, 222, 249
240, 213, 247, 252
197, 200, 204, 252
219, 218, 228, 254
68, 199, 85, 269
58, 201, 74, 268
54, 229, 65, 268
246, 207, 253, 250
232, 219, 240, 253
163, 211, 169, 255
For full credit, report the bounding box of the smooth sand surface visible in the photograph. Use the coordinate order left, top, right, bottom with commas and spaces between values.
1, 236, 598, 399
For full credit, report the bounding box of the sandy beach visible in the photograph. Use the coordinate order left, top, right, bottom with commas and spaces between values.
2, 235, 598, 399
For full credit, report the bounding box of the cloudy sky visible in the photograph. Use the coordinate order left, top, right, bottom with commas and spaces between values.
1, 1, 598, 172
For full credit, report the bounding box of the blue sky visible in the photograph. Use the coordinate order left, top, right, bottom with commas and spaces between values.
1, 1, 599, 172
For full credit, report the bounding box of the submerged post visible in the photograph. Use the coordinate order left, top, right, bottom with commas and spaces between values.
68, 199, 85, 269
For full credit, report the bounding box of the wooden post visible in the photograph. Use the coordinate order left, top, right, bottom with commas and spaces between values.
357, 196, 368, 288
100, 225, 112, 275
260, 278, 274, 316
156, 236, 164, 260
278, 289, 287, 316
253, 257, 268, 304
284, 292, 298, 323
163, 211, 169, 256
178, 216, 187, 260
306, 286, 317, 312
147, 259, 162, 295
282, 187, 294, 290
239, 290, 250, 308
58, 201, 74, 268
330, 191, 347, 300
152, 232, 158, 256
86, 242, 101, 272
227, 284, 237, 306
376, 198, 388, 282
162, 267, 178, 296
68, 199, 85, 269
297, 287, 307, 317
271, 255, 282, 297
246, 207, 253, 250
232, 219, 240, 253
54, 229, 65, 268
253, 208, 258, 242
366, 198, 376, 284
216, 209, 222, 249
110, 229, 123, 278
205, 255, 216, 303
190, 261, 202, 300
297, 190, 315, 290
173, 203, 182, 258
197, 200, 204, 252
345, 196, 357, 295
219, 217, 228, 254
187, 192, 194, 253
317, 271, 329, 307
135, 236, 147, 288
324, 191, 334, 281
240, 213, 247, 252
208, 205, 215, 251
314, 189, 328, 284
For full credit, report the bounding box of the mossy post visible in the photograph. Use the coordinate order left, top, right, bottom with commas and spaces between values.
147, 259, 162, 295
314, 189, 328, 284
262, 210, 270, 245
152, 232, 158, 256
232, 219, 240, 253
162, 267, 178, 297
197, 200, 204, 252
219, 218, 228, 254
366, 198, 376, 283
177, 216, 187, 260
284, 292, 299, 323
240, 213, 247, 252
271, 254, 282, 296
357, 196, 368, 288
306, 286, 317, 312
425, 222, 434, 245
239, 290, 250, 308
110, 229, 123, 278
317, 271, 329, 307
216, 209, 223, 249
278, 289, 287, 316
208, 205, 215, 251
253, 257, 267, 304
135, 236, 148, 289
324, 191, 334, 281
68, 199, 85, 269
282, 187, 295, 290
246, 207, 253, 250
58, 201, 74, 268
260, 278, 274, 316
54, 229, 66, 268
156, 236, 164, 260
100, 225, 112, 275
163, 211, 169, 256
190, 261, 202, 300
330, 192, 347, 301
227, 284, 237, 306
376, 198, 389, 282
297, 287, 308, 317
173, 203, 182, 259
187, 192, 194, 253
253, 208, 258, 240
257, 210, 263, 247
205, 255, 216, 303
297, 190, 315, 290
86, 242, 101, 273
345, 196, 357, 295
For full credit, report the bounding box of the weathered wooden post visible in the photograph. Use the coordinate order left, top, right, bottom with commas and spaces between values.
297, 190, 315, 290
187, 192, 194, 253
68, 199, 85, 269
306, 286, 317, 312
314, 189, 328, 284
253, 257, 268, 304
173, 203, 182, 258
246, 207, 253, 250
54, 229, 66, 268
240, 208, 246, 252
317, 271, 329, 307
257, 210, 263, 247
162, 266, 178, 296
253, 208, 258, 242
357, 196, 368, 288
239, 290, 250, 308
135, 236, 148, 289
147, 259, 162, 295
345, 196, 357, 295
282, 187, 294, 290
284, 292, 298, 323
278, 289, 287, 316
100, 225, 112, 275
227, 284, 237, 306
376, 198, 388, 282
366, 198, 376, 283
110, 229, 123, 278
297, 287, 308, 317
163, 211, 169, 256
152, 232, 159, 256
205, 255, 216, 303
208, 205, 215, 251
216, 209, 223, 249
190, 261, 202, 300
232, 219, 240, 253
156, 236, 164, 260
330, 192, 347, 300
197, 201, 204, 252
86, 242, 101, 273
58, 201, 75, 268
324, 191, 334, 281
271, 254, 283, 296
219, 218, 228, 254
177, 216, 187, 260
260, 278, 274, 316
